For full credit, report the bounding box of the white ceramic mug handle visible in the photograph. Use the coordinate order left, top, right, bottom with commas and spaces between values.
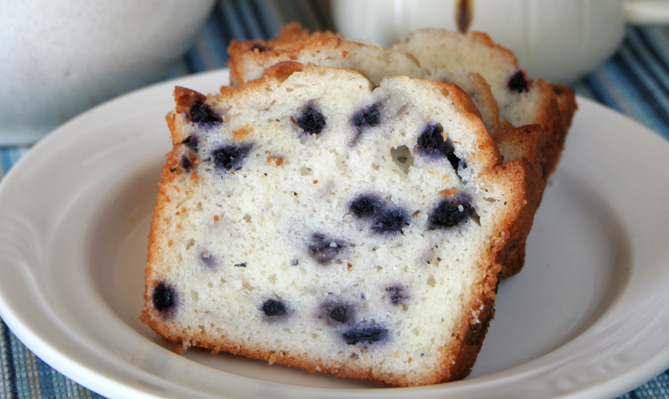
625, 0, 669, 25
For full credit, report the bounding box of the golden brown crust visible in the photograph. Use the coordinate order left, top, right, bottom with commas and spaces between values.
465, 31, 520, 67
493, 157, 541, 277
228, 23, 337, 85
552, 84, 578, 132
551, 84, 578, 176
432, 79, 502, 170
223, 60, 306, 98
529, 79, 569, 179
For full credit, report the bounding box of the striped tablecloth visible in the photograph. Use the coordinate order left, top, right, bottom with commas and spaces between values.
1, 1, 668, 398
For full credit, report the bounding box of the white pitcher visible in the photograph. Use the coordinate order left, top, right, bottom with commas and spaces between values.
332, 0, 669, 84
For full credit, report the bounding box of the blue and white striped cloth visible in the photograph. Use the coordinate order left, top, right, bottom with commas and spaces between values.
1, 1, 668, 398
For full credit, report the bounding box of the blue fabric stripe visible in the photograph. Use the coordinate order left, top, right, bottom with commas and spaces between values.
236, 0, 267, 39
581, 73, 613, 108
197, 3, 229, 70
1, 322, 18, 399
220, 0, 250, 40
250, 0, 283, 37
12, 336, 27, 398
602, 58, 656, 118
626, 29, 669, 101
182, 45, 202, 74
576, 29, 669, 141
0, 151, 7, 178
615, 48, 669, 139
638, 28, 669, 75
187, 9, 222, 72
217, 1, 237, 50
1, 150, 14, 176
35, 355, 55, 399
0, 148, 28, 179
583, 68, 621, 111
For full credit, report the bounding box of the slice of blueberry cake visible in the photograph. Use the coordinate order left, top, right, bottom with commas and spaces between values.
394, 29, 579, 275
141, 62, 532, 387
227, 25, 574, 278
393, 28, 577, 179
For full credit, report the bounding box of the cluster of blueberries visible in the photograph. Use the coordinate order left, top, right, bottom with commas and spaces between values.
261, 297, 391, 346
151, 280, 403, 346
153, 98, 482, 345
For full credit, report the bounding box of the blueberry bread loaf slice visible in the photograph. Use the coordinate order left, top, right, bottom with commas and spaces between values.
141, 62, 533, 387
394, 29, 578, 275
393, 28, 576, 179
228, 24, 505, 147
227, 25, 574, 277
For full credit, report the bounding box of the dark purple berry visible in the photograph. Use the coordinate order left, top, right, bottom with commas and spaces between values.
295, 103, 326, 135
321, 302, 354, 324
508, 70, 529, 93
261, 299, 287, 317
329, 306, 350, 323
417, 123, 446, 156
343, 325, 388, 345
190, 100, 222, 125
181, 155, 193, 171
199, 251, 216, 268
370, 207, 409, 234
211, 143, 252, 171
427, 197, 475, 229
152, 281, 177, 313
308, 233, 345, 264
349, 194, 409, 234
182, 135, 199, 151
385, 285, 408, 306
417, 123, 465, 172
349, 194, 383, 218
352, 104, 381, 129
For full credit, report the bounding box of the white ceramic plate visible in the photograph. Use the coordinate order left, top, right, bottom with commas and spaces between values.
1, 69, 668, 399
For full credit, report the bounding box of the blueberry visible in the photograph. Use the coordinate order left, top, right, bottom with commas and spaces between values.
349, 194, 409, 234
181, 135, 199, 151
308, 233, 345, 264
508, 70, 529, 93
417, 123, 447, 157
152, 281, 177, 313
349, 194, 383, 219
385, 285, 408, 306
417, 123, 465, 172
211, 143, 252, 171
190, 100, 222, 125
261, 299, 287, 317
427, 197, 475, 229
342, 325, 388, 345
181, 155, 193, 171
199, 251, 216, 268
295, 103, 326, 135
370, 207, 409, 234
321, 302, 354, 324
352, 104, 381, 129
